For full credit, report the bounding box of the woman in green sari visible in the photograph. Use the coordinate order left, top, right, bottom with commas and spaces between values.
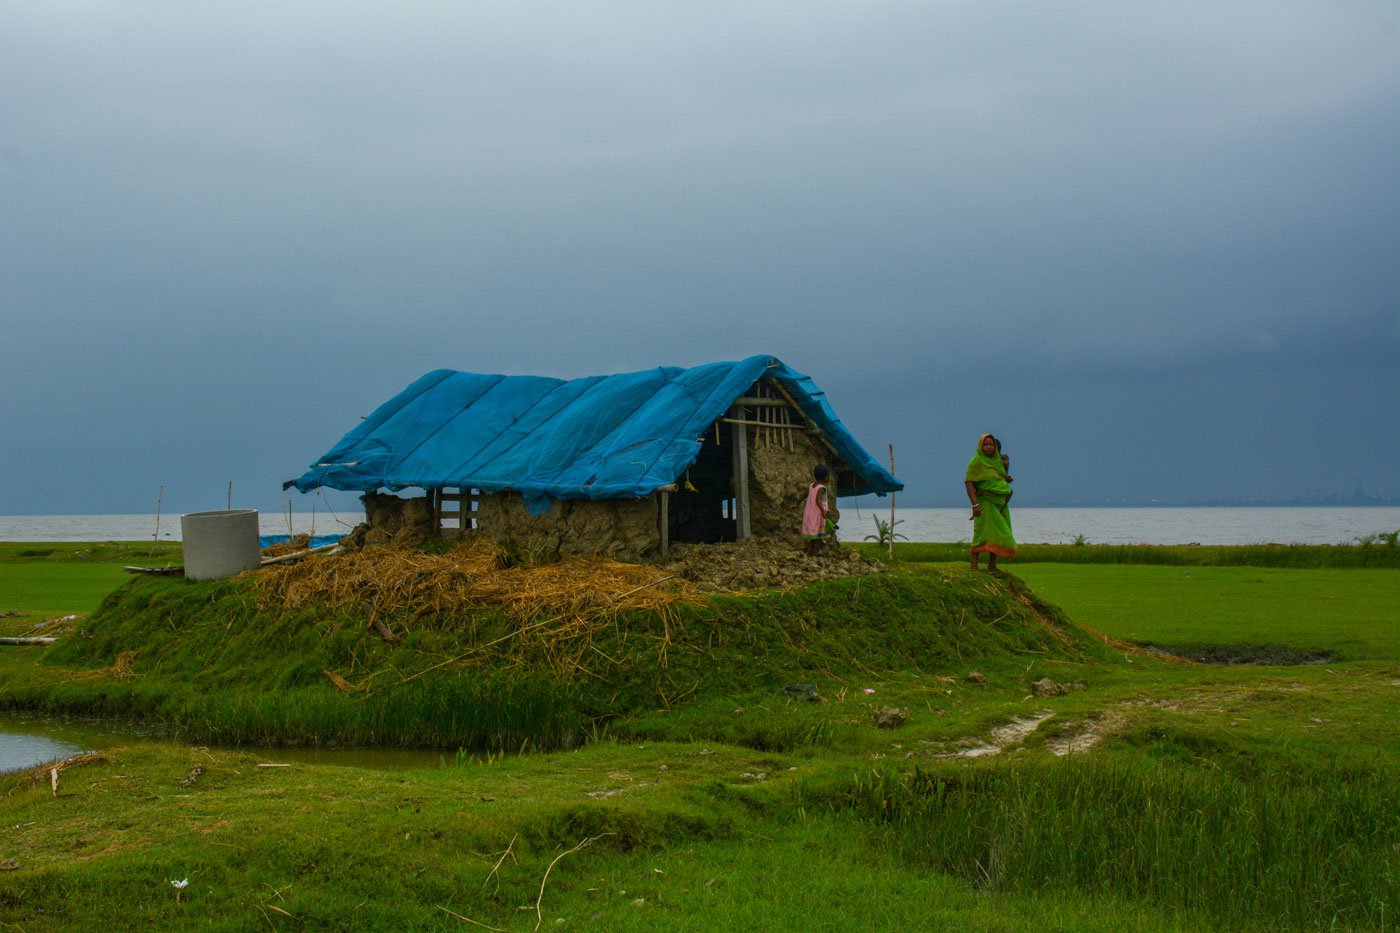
965, 433, 1016, 571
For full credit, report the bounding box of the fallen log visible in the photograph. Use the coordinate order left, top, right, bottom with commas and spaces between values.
260, 543, 341, 567
0, 637, 56, 646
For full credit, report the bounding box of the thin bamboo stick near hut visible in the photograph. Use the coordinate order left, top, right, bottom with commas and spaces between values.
888, 443, 896, 560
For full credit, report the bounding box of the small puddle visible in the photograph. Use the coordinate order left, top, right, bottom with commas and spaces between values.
0, 712, 452, 774
0, 730, 83, 775
0, 713, 150, 774
1136, 644, 1335, 666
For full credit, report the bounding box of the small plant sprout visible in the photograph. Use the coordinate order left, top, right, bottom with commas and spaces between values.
171, 877, 189, 903
864, 516, 908, 548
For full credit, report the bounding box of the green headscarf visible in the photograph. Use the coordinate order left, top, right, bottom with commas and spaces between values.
965, 434, 1012, 496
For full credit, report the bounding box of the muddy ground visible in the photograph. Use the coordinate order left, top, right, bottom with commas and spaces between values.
656, 537, 883, 592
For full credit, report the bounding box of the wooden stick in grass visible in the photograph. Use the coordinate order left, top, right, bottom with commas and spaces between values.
435, 905, 511, 931
614, 573, 679, 601
482, 833, 517, 892
534, 834, 614, 932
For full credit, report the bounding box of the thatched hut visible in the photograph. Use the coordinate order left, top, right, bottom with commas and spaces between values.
286, 355, 901, 559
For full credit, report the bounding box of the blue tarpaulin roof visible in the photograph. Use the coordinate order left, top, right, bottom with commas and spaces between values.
289, 355, 902, 514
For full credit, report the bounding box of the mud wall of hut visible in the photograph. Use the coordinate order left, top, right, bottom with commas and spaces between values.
342, 491, 438, 549
475, 492, 661, 560
746, 426, 834, 542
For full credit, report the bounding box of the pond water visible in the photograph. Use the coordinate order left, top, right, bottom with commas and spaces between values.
0, 712, 450, 775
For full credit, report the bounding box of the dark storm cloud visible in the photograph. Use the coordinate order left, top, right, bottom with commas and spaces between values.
2, 3, 1397, 512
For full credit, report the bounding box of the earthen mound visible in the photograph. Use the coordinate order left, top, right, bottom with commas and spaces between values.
657, 537, 883, 592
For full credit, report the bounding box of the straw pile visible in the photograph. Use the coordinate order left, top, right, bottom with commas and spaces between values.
253, 539, 698, 680
62, 649, 136, 683
252, 537, 694, 623
261, 534, 312, 558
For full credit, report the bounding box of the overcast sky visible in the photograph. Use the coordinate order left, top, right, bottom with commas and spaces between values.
3, 2, 1397, 515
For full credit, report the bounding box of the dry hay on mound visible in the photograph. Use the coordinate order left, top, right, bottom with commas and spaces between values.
251, 538, 881, 685
62, 649, 136, 683
253, 537, 883, 619
252, 537, 696, 623
261, 533, 311, 558
253, 539, 700, 681
659, 537, 884, 592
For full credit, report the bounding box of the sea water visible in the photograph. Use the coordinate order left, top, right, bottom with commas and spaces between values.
831, 505, 1400, 546
2, 507, 1398, 546
0, 512, 363, 543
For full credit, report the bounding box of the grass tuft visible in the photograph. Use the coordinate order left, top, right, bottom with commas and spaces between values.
837, 757, 1400, 929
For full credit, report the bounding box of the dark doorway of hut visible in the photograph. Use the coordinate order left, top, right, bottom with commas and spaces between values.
667, 420, 739, 546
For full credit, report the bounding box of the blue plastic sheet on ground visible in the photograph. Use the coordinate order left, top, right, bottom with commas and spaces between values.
289, 355, 901, 515
258, 534, 345, 550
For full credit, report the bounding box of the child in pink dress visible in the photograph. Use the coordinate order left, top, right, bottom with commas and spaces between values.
802, 464, 835, 556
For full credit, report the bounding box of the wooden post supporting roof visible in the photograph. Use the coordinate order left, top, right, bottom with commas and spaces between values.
438, 488, 473, 538
658, 490, 670, 558
731, 413, 751, 540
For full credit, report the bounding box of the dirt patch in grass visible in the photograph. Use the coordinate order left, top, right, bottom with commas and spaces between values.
1135, 643, 1335, 666
658, 537, 884, 592
940, 711, 1054, 759
1045, 712, 1129, 756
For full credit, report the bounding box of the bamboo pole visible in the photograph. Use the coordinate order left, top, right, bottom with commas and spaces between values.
152, 485, 164, 552
259, 542, 341, 566
888, 443, 896, 560
765, 378, 842, 463
732, 416, 750, 540
717, 418, 802, 429
123, 565, 182, 575
762, 386, 771, 447
658, 490, 670, 558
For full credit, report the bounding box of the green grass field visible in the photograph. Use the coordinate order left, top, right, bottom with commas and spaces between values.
854, 538, 1400, 568
1, 541, 1397, 930
1009, 563, 1400, 660
0, 542, 180, 619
